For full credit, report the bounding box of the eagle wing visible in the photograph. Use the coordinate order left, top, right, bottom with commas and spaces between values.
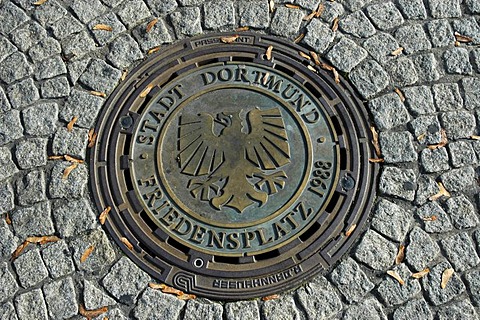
177, 113, 225, 176
245, 108, 291, 170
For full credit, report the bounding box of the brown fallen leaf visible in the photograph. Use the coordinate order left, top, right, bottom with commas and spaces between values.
11, 240, 30, 261
429, 182, 450, 201
470, 135, 480, 140
79, 304, 108, 319
121, 69, 128, 81
265, 45, 273, 60
120, 237, 134, 250
178, 293, 197, 300
370, 126, 381, 157
395, 244, 405, 265
427, 129, 447, 150
99, 206, 111, 225
26, 236, 60, 245
140, 84, 154, 98
262, 72, 270, 85
67, 116, 78, 132
387, 270, 405, 285
391, 47, 404, 56
298, 51, 311, 60
220, 35, 239, 44
368, 158, 384, 163
146, 18, 158, 33
318, 62, 334, 71
147, 46, 160, 55
285, 4, 300, 9
33, 0, 48, 5
332, 68, 340, 84
307, 65, 318, 73
454, 32, 473, 43
441, 268, 454, 289
332, 17, 339, 32
80, 245, 95, 263
294, 33, 305, 43
149, 282, 167, 290
345, 224, 356, 237
315, 3, 325, 17
412, 268, 430, 279
48, 155, 64, 160
269, 0, 275, 13
64, 155, 84, 163
422, 215, 438, 222
262, 294, 280, 301
417, 132, 427, 141
88, 129, 97, 148
90, 90, 106, 98
161, 285, 184, 296
62, 162, 78, 180
5, 212, 11, 225
236, 26, 250, 32
303, 11, 316, 21
394, 88, 405, 102
310, 51, 320, 65
92, 24, 113, 32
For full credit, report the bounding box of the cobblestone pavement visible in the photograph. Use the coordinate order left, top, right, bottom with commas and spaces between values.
0, 0, 479, 319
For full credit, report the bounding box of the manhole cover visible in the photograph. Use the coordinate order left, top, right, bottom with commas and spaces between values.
90, 33, 377, 300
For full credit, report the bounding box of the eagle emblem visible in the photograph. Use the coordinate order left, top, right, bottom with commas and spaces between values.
177, 107, 291, 213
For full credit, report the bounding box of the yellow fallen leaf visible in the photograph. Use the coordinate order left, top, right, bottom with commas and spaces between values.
441, 268, 454, 289
411, 268, 430, 279
120, 237, 134, 250
387, 270, 405, 285
368, 158, 384, 163
80, 245, 95, 263
454, 32, 473, 43
298, 51, 311, 60
310, 51, 320, 65
90, 91, 106, 98
236, 26, 250, 32
394, 88, 405, 102
332, 17, 339, 32
370, 126, 381, 157
92, 24, 113, 32
391, 47, 404, 56
285, 4, 300, 9
147, 46, 160, 55
64, 155, 84, 163
220, 35, 239, 43
33, 0, 48, 5
429, 182, 450, 201
345, 224, 356, 237
294, 33, 305, 43
140, 84, 154, 98
265, 45, 273, 60
62, 163, 78, 180
67, 116, 78, 132
99, 206, 111, 225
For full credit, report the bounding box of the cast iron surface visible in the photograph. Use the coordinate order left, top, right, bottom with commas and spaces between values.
89, 32, 377, 300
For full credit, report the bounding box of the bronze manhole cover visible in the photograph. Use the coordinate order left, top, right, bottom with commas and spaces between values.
90, 33, 377, 299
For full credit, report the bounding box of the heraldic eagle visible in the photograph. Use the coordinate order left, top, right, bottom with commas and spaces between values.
177, 107, 291, 213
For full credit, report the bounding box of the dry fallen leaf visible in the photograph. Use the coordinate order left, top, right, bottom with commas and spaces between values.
79, 304, 108, 319
140, 84, 154, 98
99, 206, 111, 225
48, 155, 64, 160
5, 212, 11, 225
391, 47, 404, 56
441, 268, 454, 289
220, 35, 239, 43
454, 40, 461, 47
310, 51, 320, 65
11, 241, 30, 261
318, 62, 334, 71
120, 237, 134, 250
470, 135, 480, 140
370, 126, 381, 157
332, 68, 340, 84
368, 158, 384, 163
429, 182, 450, 201
427, 129, 448, 150
62, 162, 78, 180
90, 90, 106, 98
64, 155, 84, 163
33, 0, 48, 5
417, 132, 427, 141
315, 3, 325, 17
93, 24, 113, 31
265, 45, 273, 60
454, 32, 473, 43
146, 18, 158, 33
394, 88, 405, 102
236, 26, 250, 32
178, 293, 197, 300
294, 33, 305, 43
121, 69, 128, 81
67, 116, 78, 132
149, 282, 166, 290
395, 244, 405, 265
298, 51, 311, 60
412, 268, 430, 279
26, 236, 60, 245
80, 245, 95, 263
147, 46, 160, 55
307, 65, 318, 73
262, 294, 280, 301
422, 215, 438, 222
345, 224, 356, 237
88, 129, 97, 148
303, 11, 316, 21
332, 17, 339, 32
269, 0, 275, 13
285, 4, 300, 9
387, 270, 405, 285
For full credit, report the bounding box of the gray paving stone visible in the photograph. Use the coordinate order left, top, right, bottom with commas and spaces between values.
0, 36, 16, 63
437, 300, 478, 320
12, 201, 54, 239
71, 229, 116, 272
365, 2, 404, 31
0, 147, 18, 182
446, 195, 478, 229
22, 103, 58, 136
14, 289, 48, 320
10, 21, 47, 52
32, 0, 67, 27
52, 127, 89, 159
427, 0, 461, 18
410, 53, 440, 82
117, 0, 151, 29
350, 60, 389, 99
16, 170, 47, 206
13, 247, 49, 288
326, 37, 367, 72
0, 302, 18, 320
420, 148, 450, 173
50, 14, 83, 40
178, 0, 203, 5
132, 18, 173, 51
107, 34, 144, 69
183, 300, 223, 320
379, 167, 416, 201
41, 240, 75, 279
329, 257, 374, 303
368, 93, 410, 131
0, 263, 18, 303
89, 13, 126, 47
48, 161, 88, 199
392, 299, 433, 320
67, 59, 90, 85
319, 1, 344, 23
377, 264, 421, 306
427, 19, 455, 48
379, 131, 417, 163
462, 77, 480, 111
43, 277, 78, 319
416, 201, 453, 233
386, 57, 418, 87
337, 0, 373, 11
263, 294, 301, 320
354, 230, 396, 270
363, 33, 399, 65
0, 218, 18, 260
422, 261, 465, 305
61, 31, 97, 60
100, 0, 124, 7
60, 89, 104, 129
297, 276, 342, 319
406, 227, 440, 271
342, 298, 387, 320
52, 199, 97, 238
145, 0, 178, 16
397, 0, 426, 19
303, 19, 334, 54
371, 198, 411, 242
339, 11, 375, 38
453, 17, 480, 44
395, 24, 432, 55
133, 287, 185, 320
71, 0, 108, 23
35, 55, 67, 80
415, 175, 440, 206
0, 87, 10, 114
465, 270, 480, 306
28, 38, 61, 62
448, 140, 477, 167
79, 59, 122, 95
444, 47, 473, 75
103, 256, 149, 304
6, 78, 39, 109
440, 232, 480, 272
466, 0, 480, 13
0, 52, 32, 84
409, 115, 443, 145
238, 1, 270, 29
440, 111, 476, 140
432, 83, 463, 111
84, 279, 116, 310
204, 1, 235, 29
270, 6, 303, 38
41, 76, 70, 98
225, 301, 260, 320
93, 308, 127, 320
0, 2, 28, 34
171, 7, 203, 39
0, 180, 14, 212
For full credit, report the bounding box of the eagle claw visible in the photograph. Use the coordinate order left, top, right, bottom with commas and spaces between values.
252, 171, 287, 195
188, 178, 220, 201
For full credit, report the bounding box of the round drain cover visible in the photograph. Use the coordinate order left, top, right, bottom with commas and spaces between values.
90, 33, 377, 299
